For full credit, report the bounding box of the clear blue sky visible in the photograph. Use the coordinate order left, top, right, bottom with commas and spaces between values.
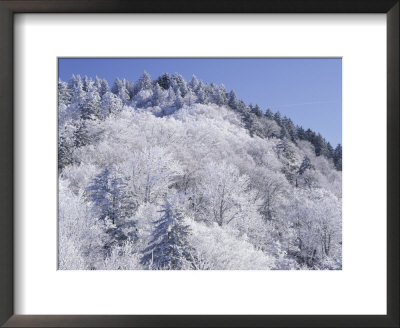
59, 58, 342, 146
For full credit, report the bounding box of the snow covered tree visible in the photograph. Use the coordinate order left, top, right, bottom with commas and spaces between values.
265, 108, 274, 120
81, 85, 102, 120
73, 120, 91, 148
70, 77, 86, 108
228, 90, 239, 110
333, 144, 342, 171
274, 111, 282, 126
67, 74, 81, 90
126, 80, 135, 99
99, 79, 109, 96
282, 116, 296, 141
305, 128, 316, 143
111, 78, 130, 105
172, 74, 188, 97
141, 200, 197, 270
242, 112, 259, 137
258, 171, 287, 221
196, 162, 255, 226
174, 89, 184, 109
156, 73, 172, 90
58, 180, 107, 270
251, 104, 263, 117
262, 118, 281, 138
111, 78, 122, 94
152, 82, 166, 107
237, 100, 247, 112
58, 125, 75, 171
166, 87, 176, 106
296, 126, 307, 140
87, 166, 137, 250
130, 146, 183, 204
212, 84, 228, 106
196, 83, 208, 104
58, 79, 71, 107
286, 188, 341, 267
82, 75, 91, 92
100, 91, 123, 115
189, 74, 200, 91
276, 137, 298, 185
313, 133, 329, 157
185, 89, 197, 106
129, 73, 154, 108
88, 166, 136, 225
296, 155, 315, 188
298, 156, 314, 175
134, 71, 153, 95
94, 76, 102, 92
326, 142, 334, 159
94, 77, 109, 97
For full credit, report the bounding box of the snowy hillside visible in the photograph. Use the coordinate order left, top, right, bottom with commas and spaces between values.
58, 72, 342, 270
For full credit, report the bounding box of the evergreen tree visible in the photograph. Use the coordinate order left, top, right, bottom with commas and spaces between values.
167, 87, 176, 105
175, 89, 184, 109
237, 100, 247, 112
134, 71, 153, 95
87, 167, 137, 249
67, 74, 81, 91
111, 78, 122, 95
296, 155, 315, 188
314, 133, 328, 157
189, 75, 200, 91
280, 126, 289, 139
172, 74, 188, 97
276, 137, 298, 184
73, 120, 91, 148
333, 144, 342, 171
251, 104, 263, 117
58, 79, 71, 107
242, 112, 255, 137
111, 78, 130, 105
82, 75, 91, 92
58, 131, 74, 171
215, 84, 228, 106
156, 73, 172, 90
296, 126, 306, 140
70, 78, 86, 108
140, 201, 197, 270
152, 83, 165, 107
305, 128, 316, 143
210, 83, 220, 104
298, 155, 314, 175
185, 89, 196, 106
100, 92, 123, 115
100, 79, 110, 97
196, 82, 208, 104
228, 90, 239, 110
94, 76, 102, 92
326, 142, 334, 159
274, 111, 282, 126
283, 117, 296, 141
126, 80, 135, 99
81, 85, 102, 120
265, 108, 274, 120
281, 116, 289, 130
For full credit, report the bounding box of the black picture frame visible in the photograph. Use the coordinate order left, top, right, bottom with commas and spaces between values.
0, 1, 398, 327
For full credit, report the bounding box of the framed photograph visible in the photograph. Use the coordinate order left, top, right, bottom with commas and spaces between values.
0, 1, 398, 327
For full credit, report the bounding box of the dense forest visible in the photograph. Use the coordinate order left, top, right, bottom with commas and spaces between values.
58, 72, 342, 270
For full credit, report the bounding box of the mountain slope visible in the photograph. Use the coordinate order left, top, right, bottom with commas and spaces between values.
58, 73, 342, 270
